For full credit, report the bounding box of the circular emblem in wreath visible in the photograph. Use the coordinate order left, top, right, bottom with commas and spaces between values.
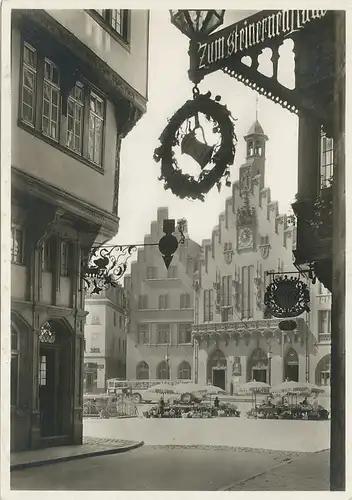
153, 90, 237, 201
264, 275, 310, 318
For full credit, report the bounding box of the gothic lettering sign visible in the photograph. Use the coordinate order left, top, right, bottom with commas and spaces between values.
189, 10, 327, 82
264, 275, 310, 318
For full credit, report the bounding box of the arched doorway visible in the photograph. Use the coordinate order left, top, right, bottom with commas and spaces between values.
284, 348, 299, 381
38, 319, 73, 438
207, 350, 227, 390
247, 348, 268, 383
178, 361, 192, 380
157, 361, 170, 380
136, 361, 149, 380
315, 354, 331, 386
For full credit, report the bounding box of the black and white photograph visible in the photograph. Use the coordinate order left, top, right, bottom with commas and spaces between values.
0, 4, 348, 495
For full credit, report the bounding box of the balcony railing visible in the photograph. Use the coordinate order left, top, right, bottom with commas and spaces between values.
192, 318, 305, 340
318, 332, 331, 343
317, 293, 332, 305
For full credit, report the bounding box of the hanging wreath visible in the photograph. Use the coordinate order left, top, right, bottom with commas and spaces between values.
153, 90, 237, 201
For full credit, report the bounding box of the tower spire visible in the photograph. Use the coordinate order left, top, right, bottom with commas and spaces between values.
255, 94, 259, 122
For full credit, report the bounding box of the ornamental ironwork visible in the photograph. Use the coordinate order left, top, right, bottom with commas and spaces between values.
82, 244, 137, 296
264, 275, 310, 318
82, 218, 187, 295
39, 322, 56, 343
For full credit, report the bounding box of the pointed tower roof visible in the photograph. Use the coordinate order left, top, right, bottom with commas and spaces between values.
244, 120, 268, 141
247, 120, 264, 135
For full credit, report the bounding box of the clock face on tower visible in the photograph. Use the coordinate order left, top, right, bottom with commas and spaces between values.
238, 227, 254, 250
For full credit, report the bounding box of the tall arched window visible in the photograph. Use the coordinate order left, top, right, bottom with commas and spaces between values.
315, 354, 331, 386
11, 323, 19, 407
136, 361, 149, 380
157, 360, 170, 380
178, 361, 191, 380
247, 141, 254, 157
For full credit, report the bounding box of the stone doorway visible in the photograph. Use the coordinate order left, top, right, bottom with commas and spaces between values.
38, 320, 73, 441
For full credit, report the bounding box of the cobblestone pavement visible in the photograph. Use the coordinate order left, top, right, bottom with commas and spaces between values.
12, 445, 318, 491
227, 450, 330, 491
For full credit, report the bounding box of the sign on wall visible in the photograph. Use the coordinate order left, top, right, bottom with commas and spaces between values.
190, 10, 328, 81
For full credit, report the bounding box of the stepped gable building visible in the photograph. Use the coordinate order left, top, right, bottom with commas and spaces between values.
10, 9, 149, 451
192, 120, 331, 392
84, 285, 129, 394
124, 207, 201, 385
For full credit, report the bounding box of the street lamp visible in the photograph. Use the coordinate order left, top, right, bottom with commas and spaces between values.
169, 10, 225, 38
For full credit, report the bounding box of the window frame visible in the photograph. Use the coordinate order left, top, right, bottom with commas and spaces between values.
11, 225, 25, 265
66, 81, 85, 155
11, 324, 20, 407
89, 9, 130, 47
19, 38, 106, 174
320, 130, 334, 190
178, 361, 192, 380
157, 324, 170, 345
60, 240, 69, 277
138, 324, 149, 344
178, 324, 192, 344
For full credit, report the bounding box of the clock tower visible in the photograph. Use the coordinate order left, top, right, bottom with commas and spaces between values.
244, 119, 268, 191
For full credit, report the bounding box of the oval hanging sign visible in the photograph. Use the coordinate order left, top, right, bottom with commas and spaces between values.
264, 275, 310, 318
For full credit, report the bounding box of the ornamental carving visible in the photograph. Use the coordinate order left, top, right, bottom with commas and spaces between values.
264, 275, 310, 318
237, 196, 256, 227
223, 242, 234, 264
259, 235, 271, 259
254, 277, 262, 310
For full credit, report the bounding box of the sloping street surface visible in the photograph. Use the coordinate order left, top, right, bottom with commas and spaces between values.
11, 446, 329, 491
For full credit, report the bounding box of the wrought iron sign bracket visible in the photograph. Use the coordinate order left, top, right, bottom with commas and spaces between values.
81, 219, 187, 295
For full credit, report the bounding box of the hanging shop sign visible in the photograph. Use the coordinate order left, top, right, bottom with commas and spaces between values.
189, 10, 327, 82
264, 275, 310, 318
153, 88, 237, 201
